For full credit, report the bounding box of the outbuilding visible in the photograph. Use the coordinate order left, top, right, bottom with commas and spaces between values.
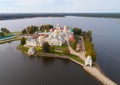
28, 47, 35, 56
85, 56, 92, 66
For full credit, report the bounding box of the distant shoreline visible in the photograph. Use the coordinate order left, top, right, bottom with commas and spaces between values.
0, 13, 120, 20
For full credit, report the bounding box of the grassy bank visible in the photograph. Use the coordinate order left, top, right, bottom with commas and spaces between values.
17, 45, 29, 52
0, 37, 21, 44
69, 54, 84, 64
17, 44, 84, 64
0, 31, 22, 44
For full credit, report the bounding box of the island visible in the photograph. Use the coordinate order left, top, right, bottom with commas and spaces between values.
0, 24, 117, 85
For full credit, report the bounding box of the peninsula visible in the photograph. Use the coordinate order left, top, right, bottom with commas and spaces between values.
0, 24, 117, 85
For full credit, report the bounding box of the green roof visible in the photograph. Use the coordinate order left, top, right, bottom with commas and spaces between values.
70, 28, 74, 32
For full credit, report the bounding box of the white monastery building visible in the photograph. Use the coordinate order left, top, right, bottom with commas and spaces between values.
85, 55, 93, 66
26, 24, 73, 47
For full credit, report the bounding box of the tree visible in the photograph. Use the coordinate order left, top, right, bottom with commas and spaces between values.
22, 25, 39, 34
21, 37, 26, 45
63, 48, 70, 55
40, 24, 53, 32
0, 32, 4, 37
36, 45, 41, 52
42, 42, 50, 52
85, 49, 96, 61
85, 42, 94, 51
1, 28, 10, 33
27, 26, 33, 34
40, 25, 44, 32
71, 39, 77, 50
50, 46, 55, 53
84, 31, 92, 42
73, 27, 82, 35
33, 26, 39, 32
22, 29, 27, 34
84, 31, 96, 61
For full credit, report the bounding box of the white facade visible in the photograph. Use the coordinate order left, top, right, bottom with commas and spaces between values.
26, 24, 72, 47
26, 39, 37, 47
47, 38, 63, 46
28, 47, 35, 55
63, 25, 69, 33
85, 56, 92, 66
38, 36, 43, 42
56, 24, 61, 30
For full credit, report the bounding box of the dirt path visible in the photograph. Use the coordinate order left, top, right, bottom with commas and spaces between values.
66, 38, 117, 85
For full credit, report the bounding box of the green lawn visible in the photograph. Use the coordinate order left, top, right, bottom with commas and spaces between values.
17, 43, 84, 65
69, 54, 84, 64
54, 45, 68, 51
51, 50, 84, 64
17, 45, 29, 52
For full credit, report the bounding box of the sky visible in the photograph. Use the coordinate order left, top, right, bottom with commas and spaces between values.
0, 0, 120, 13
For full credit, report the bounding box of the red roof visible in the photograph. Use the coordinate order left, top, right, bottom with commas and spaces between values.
60, 28, 64, 30
32, 34, 40, 39
70, 34, 75, 42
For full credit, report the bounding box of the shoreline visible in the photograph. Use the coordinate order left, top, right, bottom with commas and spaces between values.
0, 37, 21, 44
1, 13, 120, 20
67, 38, 117, 85
16, 35, 117, 85
18, 48, 117, 85
0, 32, 117, 84
0, 34, 117, 85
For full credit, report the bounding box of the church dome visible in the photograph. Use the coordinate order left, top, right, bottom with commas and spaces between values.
54, 29, 59, 33
56, 24, 61, 30
86, 56, 92, 61
38, 36, 43, 40
63, 25, 69, 33
50, 28, 54, 32
64, 25, 68, 29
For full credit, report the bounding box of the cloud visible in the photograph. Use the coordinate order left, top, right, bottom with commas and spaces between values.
15, 0, 57, 7
0, 0, 120, 13
0, 0, 57, 7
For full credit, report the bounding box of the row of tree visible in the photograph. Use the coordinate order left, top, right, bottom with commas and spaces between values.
22, 25, 82, 35
21, 24, 53, 34
83, 31, 96, 61
22, 25, 39, 34
0, 28, 10, 37
40, 24, 53, 32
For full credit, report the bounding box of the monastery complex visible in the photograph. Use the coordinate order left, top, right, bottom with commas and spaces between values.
26, 24, 73, 47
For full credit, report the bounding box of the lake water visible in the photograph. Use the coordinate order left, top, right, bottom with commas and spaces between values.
0, 16, 120, 84
0, 41, 100, 85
